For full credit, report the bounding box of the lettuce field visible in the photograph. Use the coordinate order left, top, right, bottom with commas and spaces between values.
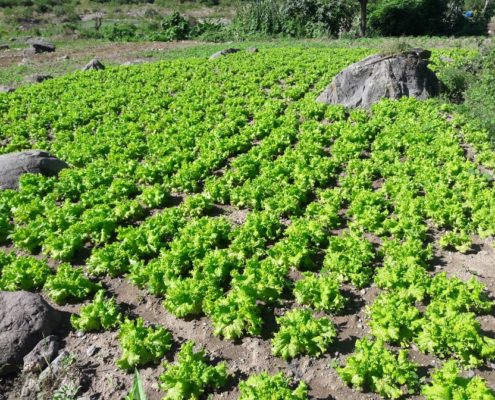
0, 47, 495, 399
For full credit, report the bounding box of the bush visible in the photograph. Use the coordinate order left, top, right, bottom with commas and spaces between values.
160, 11, 190, 40
460, 44, 495, 142
369, 0, 449, 36
233, 0, 357, 38
102, 23, 139, 41
440, 64, 474, 103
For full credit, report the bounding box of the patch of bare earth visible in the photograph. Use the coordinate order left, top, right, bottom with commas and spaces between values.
0, 40, 204, 82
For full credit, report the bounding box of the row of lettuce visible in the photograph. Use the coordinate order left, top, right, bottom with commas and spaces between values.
0, 48, 494, 399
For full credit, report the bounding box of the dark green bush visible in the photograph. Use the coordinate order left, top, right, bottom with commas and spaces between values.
462, 45, 495, 142
161, 11, 190, 40
102, 22, 138, 41
368, 0, 448, 36
234, 0, 357, 38
440, 65, 473, 103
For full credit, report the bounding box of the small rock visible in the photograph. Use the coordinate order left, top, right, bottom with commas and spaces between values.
39, 351, 71, 382
359, 288, 366, 296
246, 47, 258, 53
465, 370, 475, 378
76, 331, 85, 338
26, 38, 56, 54
82, 59, 105, 71
0, 86, 15, 93
357, 323, 364, 329
209, 48, 240, 60
58, 55, 70, 61
20, 377, 40, 398
25, 74, 53, 84
86, 344, 98, 357
23, 335, 59, 373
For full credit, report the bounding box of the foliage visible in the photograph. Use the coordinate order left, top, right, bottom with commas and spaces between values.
338, 337, 419, 399
117, 317, 172, 370
415, 301, 495, 367
233, 0, 357, 38
368, 0, 449, 36
70, 289, 122, 332
293, 272, 346, 313
238, 372, 309, 400
323, 231, 375, 288
125, 369, 147, 400
44, 264, 100, 305
422, 360, 495, 400
159, 12, 190, 41
0, 254, 51, 291
159, 340, 228, 400
272, 308, 337, 359
367, 290, 421, 346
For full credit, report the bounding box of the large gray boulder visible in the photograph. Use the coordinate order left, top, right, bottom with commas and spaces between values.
0, 291, 62, 375
209, 48, 240, 60
0, 150, 68, 190
317, 48, 440, 108
26, 38, 56, 54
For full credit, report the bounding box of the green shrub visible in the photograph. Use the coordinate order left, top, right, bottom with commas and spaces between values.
233, 0, 357, 38
369, 0, 448, 36
103, 23, 139, 42
463, 51, 495, 142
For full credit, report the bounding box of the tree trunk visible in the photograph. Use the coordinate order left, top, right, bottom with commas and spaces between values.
359, 0, 368, 37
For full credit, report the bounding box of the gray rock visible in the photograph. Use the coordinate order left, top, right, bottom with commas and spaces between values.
26, 74, 53, 84
0, 150, 68, 190
246, 47, 258, 53
26, 38, 55, 54
317, 48, 439, 108
23, 335, 60, 373
38, 351, 71, 382
0, 86, 15, 93
209, 48, 240, 60
0, 291, 62, 375
82, 59, 105, 71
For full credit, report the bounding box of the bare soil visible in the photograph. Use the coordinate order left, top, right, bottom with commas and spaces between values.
1, 229, 494, 400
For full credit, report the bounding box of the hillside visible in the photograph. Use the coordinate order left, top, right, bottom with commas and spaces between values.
0, 46, 495, 399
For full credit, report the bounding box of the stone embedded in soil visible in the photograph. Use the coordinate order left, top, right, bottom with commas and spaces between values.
209, 48, 240, 60
23, 335, 60, 373
26, 38, 56, 54
0, 291, 62, 375
25, 74, 53, 84
82, 59, 105, 71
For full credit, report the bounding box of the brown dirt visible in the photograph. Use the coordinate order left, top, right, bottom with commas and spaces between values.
0, 40, 205, 85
